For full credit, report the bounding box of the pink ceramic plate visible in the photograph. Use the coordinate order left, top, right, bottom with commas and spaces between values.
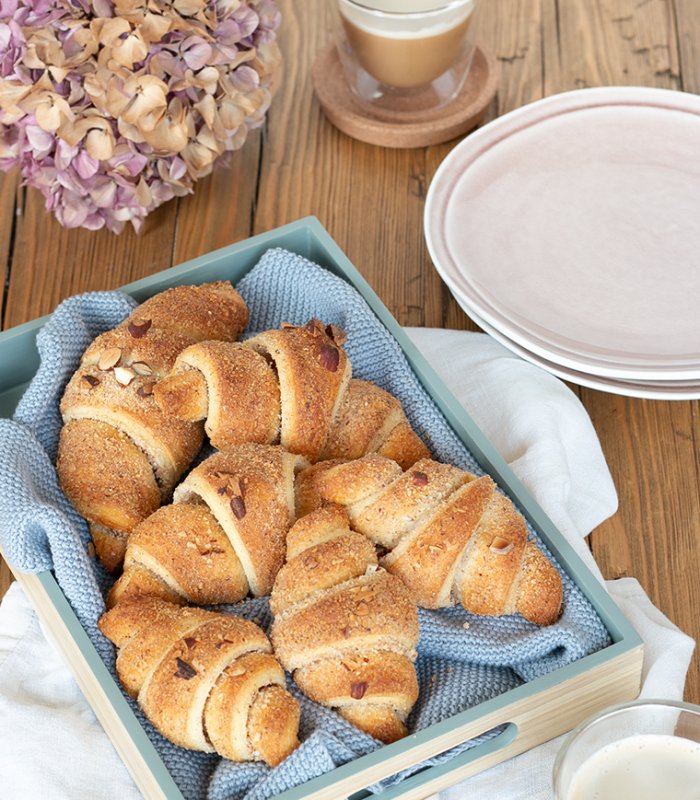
425, 87, 700, 380
450, 290, 700, 400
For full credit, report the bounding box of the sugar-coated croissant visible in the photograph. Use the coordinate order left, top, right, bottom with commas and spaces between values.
57, 283, 249, 572
152, 319, 430, 468
108, 444, 309, 608
296, 455, 563, 626
270, 506, 420, 744
98, 597, 300, 767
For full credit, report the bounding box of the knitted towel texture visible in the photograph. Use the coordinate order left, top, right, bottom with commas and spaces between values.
0, 249, 611, 800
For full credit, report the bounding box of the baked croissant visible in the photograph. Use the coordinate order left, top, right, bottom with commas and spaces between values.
296, 455, 564, 626
152, 319, 430, 468
108, 443, 309, 608
98, 597, 300, 767
57, 283, 249, 572
270, 505, 420, 744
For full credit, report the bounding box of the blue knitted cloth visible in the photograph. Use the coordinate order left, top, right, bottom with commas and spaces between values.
0, 249, 611, 800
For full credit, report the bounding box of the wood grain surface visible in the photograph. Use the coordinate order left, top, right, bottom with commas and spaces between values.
1, 0, 698, 707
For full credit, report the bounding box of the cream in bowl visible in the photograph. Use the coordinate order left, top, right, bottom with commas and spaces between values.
553, 699, 700, 800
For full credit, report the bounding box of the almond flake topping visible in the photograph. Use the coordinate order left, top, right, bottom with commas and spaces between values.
230, 495, 246, 520
137, 381, 155, 398
319, 343, 340, 372
325, 323, 347, 346
98, 347, 122, 371
81, 374, 100, 388
114, 366, 136, 386
350, 681, 368, 699
174, 658, 197, 680
128, 318, 152, 339
131, 361, 153, 376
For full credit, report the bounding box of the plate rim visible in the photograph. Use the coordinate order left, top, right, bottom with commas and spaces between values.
424, 85, 700, 380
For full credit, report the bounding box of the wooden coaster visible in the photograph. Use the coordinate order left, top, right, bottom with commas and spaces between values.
312, 42, 499, 149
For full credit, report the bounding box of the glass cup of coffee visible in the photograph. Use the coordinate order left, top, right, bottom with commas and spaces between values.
552, 699, 700, 800
333, 0, 478, 113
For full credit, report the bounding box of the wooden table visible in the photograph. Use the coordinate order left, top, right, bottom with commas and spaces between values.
1, 0, 697, 711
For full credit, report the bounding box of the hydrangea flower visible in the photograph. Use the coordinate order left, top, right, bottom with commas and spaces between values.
0, 0, 281, 232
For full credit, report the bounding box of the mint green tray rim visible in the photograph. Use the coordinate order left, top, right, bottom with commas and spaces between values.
0, 217, 642, 800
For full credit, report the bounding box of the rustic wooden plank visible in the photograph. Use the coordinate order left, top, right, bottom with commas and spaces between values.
674, 0, 700, 93
586, 395, 700, 703
254, 0, 438, 327
172, 130, 262, 264
3, 186, 177, 330
543, 0, 680, 91
0, 172, 19, 328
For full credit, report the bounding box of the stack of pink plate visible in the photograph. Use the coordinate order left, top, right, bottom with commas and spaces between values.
424, 86, 700, 400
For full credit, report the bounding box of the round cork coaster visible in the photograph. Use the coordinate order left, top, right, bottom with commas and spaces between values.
312, 42, 499, 149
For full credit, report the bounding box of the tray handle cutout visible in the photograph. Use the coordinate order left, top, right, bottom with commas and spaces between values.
348, 722, 519, 800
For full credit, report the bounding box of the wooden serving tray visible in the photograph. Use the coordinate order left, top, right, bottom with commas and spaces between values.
0, 218, 643, 800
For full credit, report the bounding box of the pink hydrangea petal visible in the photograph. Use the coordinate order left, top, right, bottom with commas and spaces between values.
90, 179, 116, 208
183, 42, 213, 71
169, 156, 186, 181
25, 124, 54, 155
230, 65, 259, 93
73, 149, 99, 179
55, 138, 79, 170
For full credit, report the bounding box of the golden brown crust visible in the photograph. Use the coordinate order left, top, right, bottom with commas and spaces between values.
270, 508, 377, 617
80, 327, 195, 379
270, 508, 420, 743
376, 421, 431, 470
90, 524, 130, 577
206, 654, 300, 766
156, 342, 281, 450
340, 704, 409, 744
107, 563, 184, 608
322, 379, 430, 470
453, 492, 528, 617
128, 282, 249, 344
57, 420, 161, 536
294, 459, 346, 518
246, 684, 301, 767
304, 454, 404, 511
58, 282, 249, 572
294, 651, 419, 715
61, 361, 204, 491
350, 459, 468, 548
109, 504, 249, 608
142, 616, 267, 751
384, 476, 495, 608
514, 543, 564, 626
273, 572, 418, 671
302, 455, 564, 625
245, 321, 352, 462
174, 444, 309, 596
151, 371, 209, 422
150, 320, 429, 468
321, 379, 404, 461
98, 598, 299, 766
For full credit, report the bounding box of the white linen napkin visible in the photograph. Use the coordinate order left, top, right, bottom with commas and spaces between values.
0, 328, 694, 800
